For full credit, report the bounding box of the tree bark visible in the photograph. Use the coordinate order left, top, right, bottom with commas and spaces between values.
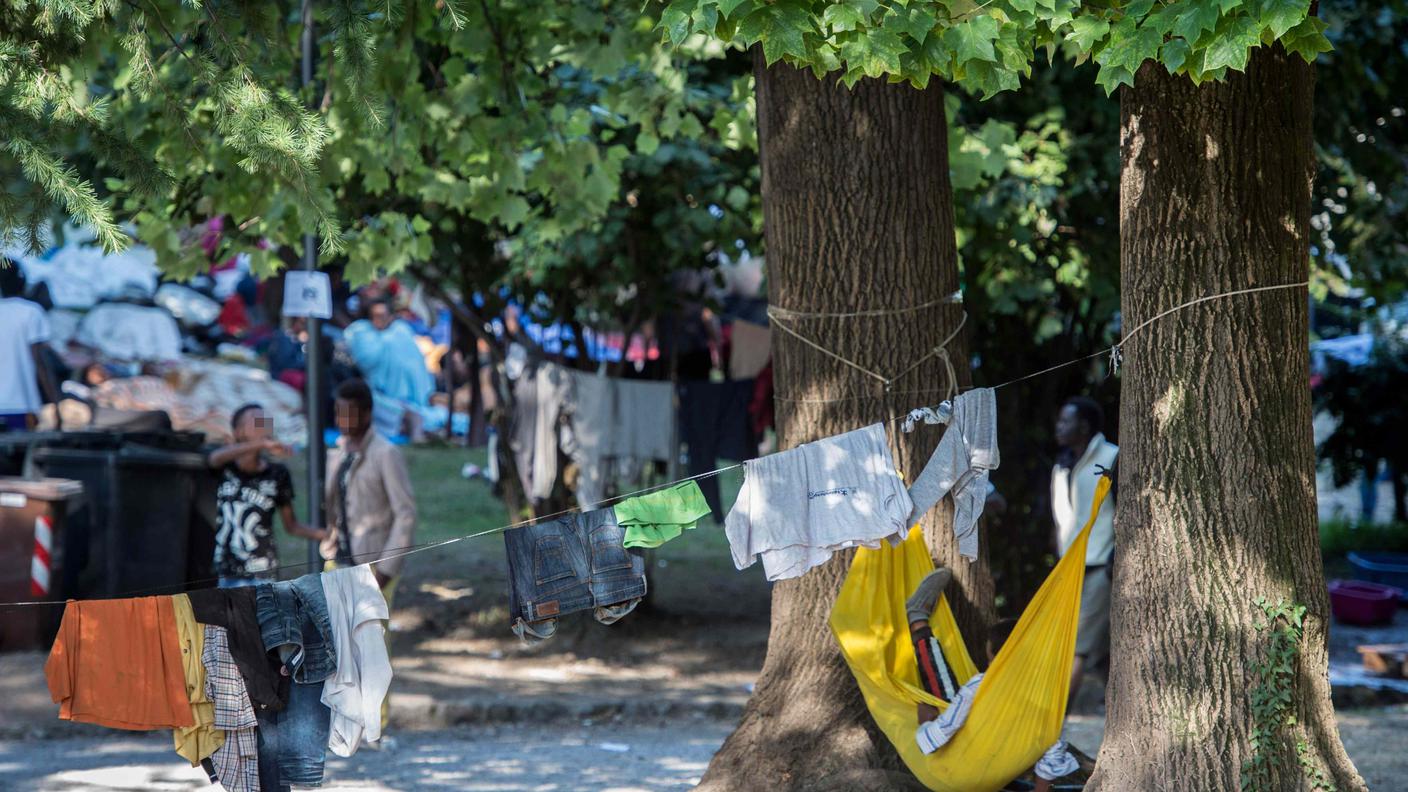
697, 50, 988, 792
1092, 46, 1364, 791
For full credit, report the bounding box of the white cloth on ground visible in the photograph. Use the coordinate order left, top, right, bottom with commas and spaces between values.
724, 423, 913, 581
0, 297, 50, 413
905, 387, 999, 560
76, 303, 183, 361
14, 240, 160, 308
1052, 432, 1119, 566
914, 671, 1078, 780
319, 565, 392, 756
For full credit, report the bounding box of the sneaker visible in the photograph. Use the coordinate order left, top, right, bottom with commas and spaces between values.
906, 567, 953, 624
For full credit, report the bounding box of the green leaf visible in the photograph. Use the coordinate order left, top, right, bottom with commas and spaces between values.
716, 0, 750, 19
1259, 0, 1310, 39
841, 28, 907, 77
1160, 37, 1191, 73
945, 15, 1001, 64
725, 185, 750, 211
637, 131, 660, 155
1278, 15, 1331, 62
1066, 16, 1110, 51
887, 5, 937, 44
499, 195, 531, 230
822, 4, 865, 32
1201, 14, 1260, 72
1172, 1, 1221, 43
963, 59, 1021, 98
1142, 2, 1183, 35
660, 5, 692, 45
1009, 0, 1037, 13
1095, 17, 1161, 73
1125, 0, 1156, 18
1094, 62, 1135, 94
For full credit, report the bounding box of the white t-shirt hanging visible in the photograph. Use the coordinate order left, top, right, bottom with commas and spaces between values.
724, 423, 914, 581
319, 564, 392, 756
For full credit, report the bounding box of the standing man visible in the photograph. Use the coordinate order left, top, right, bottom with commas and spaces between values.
208, 403, 327, 588
0, 261, 60, 431
1051, 396, 1118, 706
321, 378, 417, 735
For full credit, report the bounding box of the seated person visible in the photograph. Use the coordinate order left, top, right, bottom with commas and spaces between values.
906, 568, 1080, 792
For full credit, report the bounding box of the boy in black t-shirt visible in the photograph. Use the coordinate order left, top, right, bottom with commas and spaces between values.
208, 403, 327, 587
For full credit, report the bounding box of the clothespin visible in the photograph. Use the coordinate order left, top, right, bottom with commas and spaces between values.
902, 402, 952, 433
1107, 345, 1124, 378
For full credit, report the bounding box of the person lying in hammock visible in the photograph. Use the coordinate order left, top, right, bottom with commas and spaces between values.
906, 568, 1080, 792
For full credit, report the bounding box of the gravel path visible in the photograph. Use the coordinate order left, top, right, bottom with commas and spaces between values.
5, 709, 1406, 791
0, 722, 731, 791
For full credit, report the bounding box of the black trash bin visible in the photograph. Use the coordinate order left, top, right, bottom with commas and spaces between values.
30, 433, 215, 598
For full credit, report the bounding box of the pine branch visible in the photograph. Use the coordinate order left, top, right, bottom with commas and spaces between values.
5, 132, 128, 252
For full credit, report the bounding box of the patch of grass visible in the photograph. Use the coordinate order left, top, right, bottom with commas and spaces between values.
1320, 519, 1408, 558
276, 445, 504, 571
271, 447, 754, 588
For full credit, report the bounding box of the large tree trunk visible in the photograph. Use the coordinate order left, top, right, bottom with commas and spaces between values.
698, 50, 989, 792
1092, 46, 1364, 791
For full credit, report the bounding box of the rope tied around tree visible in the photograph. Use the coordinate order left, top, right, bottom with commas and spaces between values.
767, 290, 968, 403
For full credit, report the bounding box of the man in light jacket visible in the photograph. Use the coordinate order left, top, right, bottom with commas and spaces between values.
323, 377, 416, 737
1051, 396, 1118, 707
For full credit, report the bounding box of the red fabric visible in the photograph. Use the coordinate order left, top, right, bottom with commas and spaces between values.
749, 362, 774, 435
218, 295, 249, 336
277, 369, 307, 391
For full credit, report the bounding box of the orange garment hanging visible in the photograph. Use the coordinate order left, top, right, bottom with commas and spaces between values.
45, 596, 195, 730
831, 477, 1112, 792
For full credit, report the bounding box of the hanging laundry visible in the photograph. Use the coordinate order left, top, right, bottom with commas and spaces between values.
186, 586, 285, 713
253, 576, 335, 790
44, 596, 195, 730
510, 362, 572, 501
564, 369, 613, 507
565, 370, 675, 508
905, 387, 999, 561
320, 565, 393, 757
202, 625, 260, 792
503, 508, 647, 644
171, 594, 226, 765
614, 481, 712, 549
725, 423, 914, 581
677, 379, 757, 521
727, 319, 772, 380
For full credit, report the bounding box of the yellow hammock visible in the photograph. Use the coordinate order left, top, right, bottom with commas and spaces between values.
830, 476, 1111, 792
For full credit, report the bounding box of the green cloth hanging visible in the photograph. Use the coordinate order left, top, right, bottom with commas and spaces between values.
613, 481, 713, 548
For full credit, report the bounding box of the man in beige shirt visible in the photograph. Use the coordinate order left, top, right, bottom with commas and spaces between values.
322, 378, 416, 738
322, 378, 418, 584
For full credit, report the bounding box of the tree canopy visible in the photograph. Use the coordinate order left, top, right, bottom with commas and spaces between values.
658, 0, 1331, 96
2, 0, 757, 313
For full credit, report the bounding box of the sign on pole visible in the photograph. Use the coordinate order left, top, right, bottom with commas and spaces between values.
283, 270, 333, 319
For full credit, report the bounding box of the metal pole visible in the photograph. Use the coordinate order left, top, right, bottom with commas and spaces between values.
301, 0, 324, 571
443, 316, 454, 441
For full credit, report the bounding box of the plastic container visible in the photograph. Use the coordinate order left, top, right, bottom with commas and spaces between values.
1328, 580, 1401, 625
0, 477, 84, 651
1348, 552, 1408, 601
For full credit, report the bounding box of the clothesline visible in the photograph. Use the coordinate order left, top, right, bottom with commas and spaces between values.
0, 462, 746, 609
0, 280, 1309, 610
